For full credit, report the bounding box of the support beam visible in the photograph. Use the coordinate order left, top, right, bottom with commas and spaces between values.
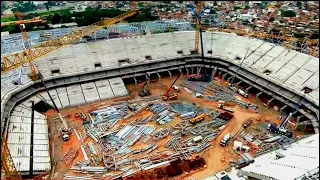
145, 74, 149, 83
168, 70, 172, 79
280, 105, 288, 112
237, 81, 242, 86
133, 76, 137, 85
256, 92, 263, 98
218, 71, 222, 77
222, 73, 227, 80
227, 76, 233, 82
197, 67, 201, 75
212, 67, 217, 78
245, 86, 252, 93
179, 68, 183, 76
267, 98, 275, 105
185, 67, 189, 76
157, 72, 161, 81
191, 66, 194, 74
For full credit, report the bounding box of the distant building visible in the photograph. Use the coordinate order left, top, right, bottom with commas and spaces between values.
48, 22, 77, 28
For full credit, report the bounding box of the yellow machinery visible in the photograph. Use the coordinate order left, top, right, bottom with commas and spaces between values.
189, 114, 206, 124
1, 10, 137, 180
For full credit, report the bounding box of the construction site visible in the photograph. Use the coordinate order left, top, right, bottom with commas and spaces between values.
1, 2, 319, 180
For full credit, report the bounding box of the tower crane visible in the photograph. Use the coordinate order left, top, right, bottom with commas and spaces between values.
1, 13, 47, 81
1, 9, 137, 180
1, 10, 137, 78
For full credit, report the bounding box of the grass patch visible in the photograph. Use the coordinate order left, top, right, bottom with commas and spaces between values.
1, 17, 17, 22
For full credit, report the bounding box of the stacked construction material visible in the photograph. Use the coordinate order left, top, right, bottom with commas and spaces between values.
90, 102, 128, 127
149, 103, 177, 125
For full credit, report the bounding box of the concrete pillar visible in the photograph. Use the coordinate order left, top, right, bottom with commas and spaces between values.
191, 66, 194, 74
157, 72, 161, 81
185, 67, 189, 76
218, 71, 222, 77
222, 73, 227, 80
145, 74, 149, 83
256, 92, 263, 98
133, 76, 137, 85
280, 105, 288, 112
94, 33, 97, 41
179, 68, 183, 77
212, 67, 217, 78
246, 86, 252, 93
227, 76, 233, 82
197, 67, 201, 75
168, 70, 172, 79
267, 98, 274, 106
237, 81, 242, 86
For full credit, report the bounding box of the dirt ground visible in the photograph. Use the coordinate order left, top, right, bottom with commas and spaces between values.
45, 75, 307, 179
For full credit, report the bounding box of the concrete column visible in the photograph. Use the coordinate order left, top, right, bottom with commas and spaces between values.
157, 72, 161, 81
256, 92, 263, 98
222, 73, 227, 80
145, 74, 149, 83
267, 98, 274, 106
227, 76, 233, 82
237, 81, 242, 86
185, 67, 189, 76
168, 70, 172, 79
280, 105, 288, 112
191, 66, 194, 74
197, 67, 201, 75
133, 76, 137, 85
246, 86, 252, 93
179, 68, 183, 77
212, 67, 217, 78
218, 71, 222, 77
94, 33, 97, 41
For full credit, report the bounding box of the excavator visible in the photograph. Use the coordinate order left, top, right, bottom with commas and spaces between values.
162, 72, 182, 101
139, 81, 151, 97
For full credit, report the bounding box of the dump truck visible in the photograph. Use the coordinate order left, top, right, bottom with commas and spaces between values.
189, 114, 206, 125
218, 103, 234, 113
218, 112, 234, 121
220, 133, 232, 147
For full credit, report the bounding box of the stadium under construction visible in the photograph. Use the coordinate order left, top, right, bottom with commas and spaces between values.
1, 20, 319, 179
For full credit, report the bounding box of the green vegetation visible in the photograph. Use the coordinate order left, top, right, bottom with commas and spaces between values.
1, 7, 159, 34
1, 16, 18, 22
12, 2, 37, 13
282, 10, 296, 17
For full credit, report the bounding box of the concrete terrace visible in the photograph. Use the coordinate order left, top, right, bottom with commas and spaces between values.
28, 31, 319, 106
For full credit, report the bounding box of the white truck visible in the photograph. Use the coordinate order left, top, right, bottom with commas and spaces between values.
238, 89, 249, 98
220, 133, 232, 147
172, 85, 180, 92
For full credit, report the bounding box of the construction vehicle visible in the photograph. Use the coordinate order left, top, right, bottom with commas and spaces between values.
220, 133, 232, 147
139, 81, 151, 97
172, 85, 180, 92
267, 112, 293, 138
218, 103, 234, 113
162, 72, 182, 101
243, 119, 253, 128
237, 89, 249, 98
189, 114, 206, 125
218, 112, 234, 121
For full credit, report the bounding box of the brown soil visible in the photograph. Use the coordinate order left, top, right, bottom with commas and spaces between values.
45, 75, 306, 179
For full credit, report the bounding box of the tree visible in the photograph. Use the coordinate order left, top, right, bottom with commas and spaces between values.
52, 13, 62, 24
297, 1, 302, 9
282, 10, 296, 17
45, 3, 50, 10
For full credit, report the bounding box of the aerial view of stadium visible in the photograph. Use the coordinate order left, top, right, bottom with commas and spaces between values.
1, 1, 319, 180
